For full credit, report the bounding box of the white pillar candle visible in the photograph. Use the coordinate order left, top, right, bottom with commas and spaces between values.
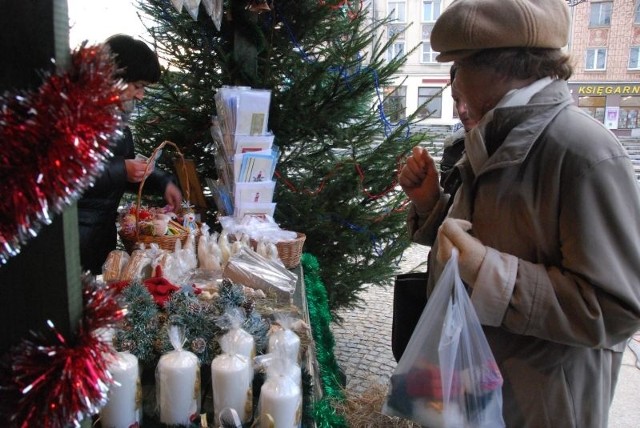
225, 327, 255, 360
156, 350, 201, 426
260, 374, 302, 428
286, 362, 302, 389
100, 352, 141, 428
211, 353, 253, 424
268, 329, 300, 363
224, 327, 256, 381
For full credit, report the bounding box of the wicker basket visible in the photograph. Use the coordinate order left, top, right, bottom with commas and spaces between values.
118, 141, 199, 253
272, 232, 306, 269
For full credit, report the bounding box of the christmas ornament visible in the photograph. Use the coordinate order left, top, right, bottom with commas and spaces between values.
184, 0, 200, 20
0, 44, 124, 265
246, 0, 271, 13
171, 0, 185, 12
0, 274, 127, 427
203, 0, 224, 31
170, 0, 224, 30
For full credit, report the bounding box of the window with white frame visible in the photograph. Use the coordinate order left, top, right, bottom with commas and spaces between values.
383, 86, 407, 122
387, 41, 405, 62
585, 48, 607, 70
388, 24, 405, 39
630, 47, 640, 70
417, 87, 442, 119
388, 1, 406, 22
422, 0, 441, 22
635, 1, 640, 24
589, 1, 612, 27
421, 41, 437, 63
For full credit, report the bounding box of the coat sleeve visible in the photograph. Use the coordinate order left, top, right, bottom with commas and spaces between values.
90, 156, 128, 195
473, 155, 640, 349
407, 193, 451, 245
138, 168, 176, 196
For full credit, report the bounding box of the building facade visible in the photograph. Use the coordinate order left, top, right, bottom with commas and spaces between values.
372, 0, 454, 130
377, 0, 640, 137
569, 0, 640, 137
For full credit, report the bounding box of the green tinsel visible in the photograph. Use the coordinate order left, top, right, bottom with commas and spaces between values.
302, 253, 348, 428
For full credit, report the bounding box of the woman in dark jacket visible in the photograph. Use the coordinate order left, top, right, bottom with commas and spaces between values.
78, 34, 182, 274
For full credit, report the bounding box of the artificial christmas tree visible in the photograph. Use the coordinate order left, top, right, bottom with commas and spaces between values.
132, 0, 430, 311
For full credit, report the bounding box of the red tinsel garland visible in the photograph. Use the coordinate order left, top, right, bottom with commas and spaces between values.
0, 274, 127, 427
0, 44, 124, 264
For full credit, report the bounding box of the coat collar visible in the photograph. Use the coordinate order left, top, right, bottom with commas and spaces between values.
469, 79, 575, 175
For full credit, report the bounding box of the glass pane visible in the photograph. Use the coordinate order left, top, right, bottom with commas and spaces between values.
620, 96, 640, 107
590, 2, 612, 26
597, 50, 606, 69
578, 96, 606, 107
417, 87, 442, 118
630, 47, 640, 69
422, 0, 441, 21
383, 86, 407, 121
389, 2, 406, 21
586, 49, 595, 69
421, 23, 434, 39
389, 24, 405, 39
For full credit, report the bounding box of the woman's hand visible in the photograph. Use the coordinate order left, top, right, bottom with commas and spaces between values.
125, 159, 152, 183
437, 218, 487, 287
398, 146, 441, 214
164, 182, 183, 212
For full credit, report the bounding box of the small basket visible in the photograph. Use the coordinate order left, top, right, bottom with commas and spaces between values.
273, 232, 306, 269
118, 141, 199, 253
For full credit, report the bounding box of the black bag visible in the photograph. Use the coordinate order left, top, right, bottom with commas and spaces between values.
391, 272, 429, 362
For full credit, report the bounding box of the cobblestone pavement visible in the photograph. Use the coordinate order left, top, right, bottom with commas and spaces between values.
331, 244, 427, 396
331, 244, 640, 427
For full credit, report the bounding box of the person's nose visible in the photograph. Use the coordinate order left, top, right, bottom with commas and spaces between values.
458, 102, 469, 117
134, 86, 145, 100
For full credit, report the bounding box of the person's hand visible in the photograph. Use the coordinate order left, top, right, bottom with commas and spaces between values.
125, 159, 152, 183
398, 146, 441, 215
436, 218, 487, 287
164, 182, 183, 212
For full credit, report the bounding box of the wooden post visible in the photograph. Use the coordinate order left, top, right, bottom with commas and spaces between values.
0, 0, 83, 390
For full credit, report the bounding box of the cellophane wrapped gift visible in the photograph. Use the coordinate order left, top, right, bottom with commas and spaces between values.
258, 357, 302, 428
382, 249, 505, 428
268, 314, 301, 364
223, 247, 297, 303
210, 327, 254, 425
155, 326, 201, 426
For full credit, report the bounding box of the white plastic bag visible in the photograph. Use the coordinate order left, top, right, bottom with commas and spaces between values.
382, 249, 505, 427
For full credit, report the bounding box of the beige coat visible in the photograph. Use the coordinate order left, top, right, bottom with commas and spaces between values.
409, 80, 640, 427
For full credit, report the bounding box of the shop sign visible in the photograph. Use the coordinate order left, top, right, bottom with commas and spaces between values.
576, 84, 640, 95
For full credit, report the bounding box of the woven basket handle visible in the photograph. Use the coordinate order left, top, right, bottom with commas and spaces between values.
133, 140, 189, 238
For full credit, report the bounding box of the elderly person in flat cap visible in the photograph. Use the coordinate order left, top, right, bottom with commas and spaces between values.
399, 0, 640, 426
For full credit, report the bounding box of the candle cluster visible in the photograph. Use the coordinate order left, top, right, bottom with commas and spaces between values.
99, 309, 306, 427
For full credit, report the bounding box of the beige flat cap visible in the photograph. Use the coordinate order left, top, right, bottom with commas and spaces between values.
431, 0, 570, 62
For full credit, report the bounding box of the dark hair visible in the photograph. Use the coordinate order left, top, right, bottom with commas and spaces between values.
459, 48, 573, 81
105, 34, 161, 83
449, 63, 458, 83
